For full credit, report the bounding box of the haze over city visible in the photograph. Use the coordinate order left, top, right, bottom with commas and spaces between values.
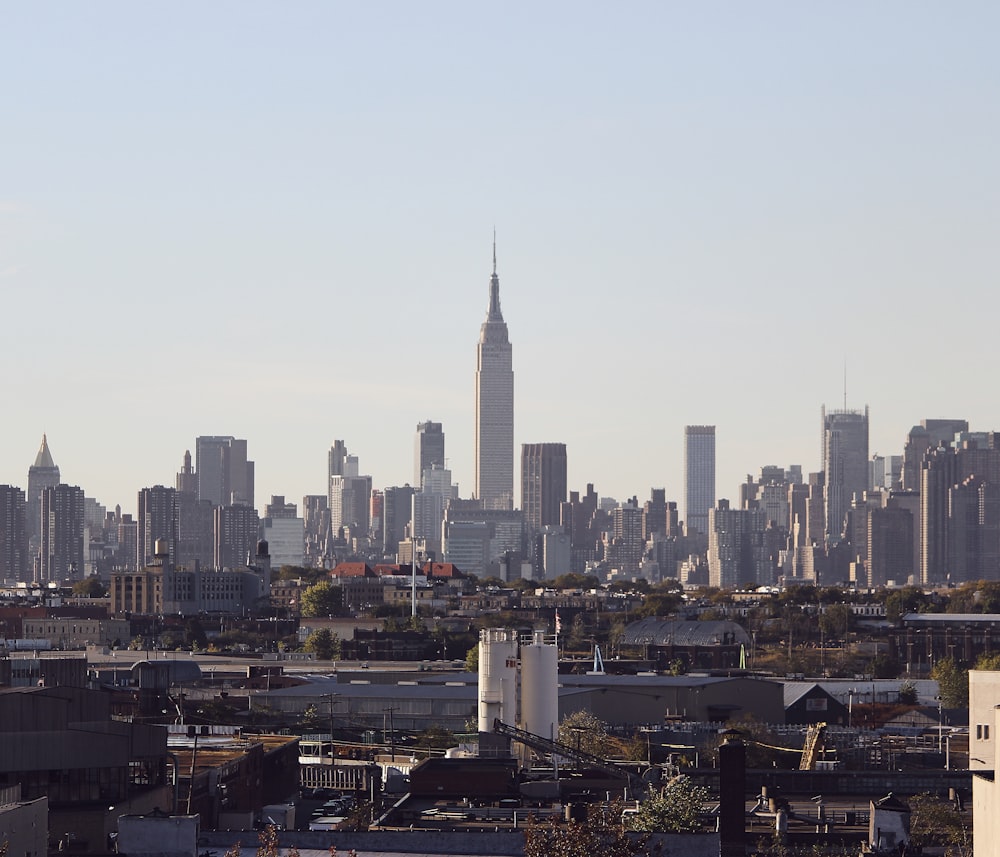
3, 3, 999, 515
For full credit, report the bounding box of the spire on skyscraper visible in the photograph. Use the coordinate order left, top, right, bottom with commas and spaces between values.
34, 434, 56, 469
486, 236, 503, 323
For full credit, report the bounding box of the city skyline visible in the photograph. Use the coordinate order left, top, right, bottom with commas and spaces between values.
3, 4, 999, 514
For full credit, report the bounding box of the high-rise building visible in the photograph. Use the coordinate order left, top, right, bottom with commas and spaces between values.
564, 484, 600, 573
821, 405, 869, 546
195, 436, 254, 507
328, 440, 348, 481
260, 496, 304, 569
444, 498, 524, 575
415, 422, 445, 488
328, 441, 372, 536
0, 485, 27, 582
116, 514, 138, 572
868, 503, 915, 588
684, 426, 716, 537
137, 485, 177, 569
302, 494, 331, 566
175, 451, 213, 571
643, 488, 668, 540
382, 485, 415, 557
214, 504, 260, 571
919, 436, 1000, 584
707, 499, 768, 589
176, 449, 198, 494
521, 443, 567, 534
902, 419, 969, 492
475, 241, 514, 510
39, 483, 85, 582
606, 500, 644, 576
413, 464, 458, 558
26, 434, 60, 553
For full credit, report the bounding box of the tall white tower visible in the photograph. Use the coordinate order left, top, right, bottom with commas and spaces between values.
475, 239, 514, 510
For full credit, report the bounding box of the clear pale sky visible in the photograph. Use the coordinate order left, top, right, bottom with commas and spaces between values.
3, 3, 999, 517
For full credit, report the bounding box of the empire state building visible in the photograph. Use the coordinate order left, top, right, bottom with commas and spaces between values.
475, 242, 514, 510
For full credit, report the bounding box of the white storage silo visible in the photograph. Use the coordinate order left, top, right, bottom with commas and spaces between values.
520, 630, 559, 742
478, 628, 518, 732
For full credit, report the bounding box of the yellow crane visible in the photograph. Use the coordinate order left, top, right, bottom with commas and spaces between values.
799, 722, 828, 770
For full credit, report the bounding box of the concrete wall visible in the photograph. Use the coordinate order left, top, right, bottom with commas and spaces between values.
0, 797, 48, 857
117, 814, 200, 856
969, 670, 1000, 772
973, 701, 1000, 857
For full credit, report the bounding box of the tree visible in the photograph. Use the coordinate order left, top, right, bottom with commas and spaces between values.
184, 618, 208, 650
606, 617, 626, 656
634, 592, 682, 618
550, 573, 600, 591
883, 585, 929, 623
273, 564, 328, 584
558, 710, 615, 759
524, 802, 645, 857
909, 792, 971, 856
818, 603, 852, 639
413, 725, 457, 750
465, 644, 479, 672
567, 613, 589, 651
304, 628, 340, 661
932, 656, 969, 708
227, 825, 300, 857
898, 680, 919, 705
72, 577, 107, 597
299, 581, 342, 618
626, 775, 709, 833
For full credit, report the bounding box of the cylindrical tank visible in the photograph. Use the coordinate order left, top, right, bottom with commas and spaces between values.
520, 630, 558, 742
478, 628, 518, 732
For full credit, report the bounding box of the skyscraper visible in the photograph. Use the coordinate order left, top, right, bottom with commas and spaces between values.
684, 426, 716, 537
260, 495, 304, 568
26, 434, 60, 553
821, 406, 869, 545
0, 485, 27, 582
521, 443, 567, 533
137, 485, 177, 568
39, 483, 85, 582
475, 241, 514, 510
214, 504, 260, 570
415, 422, 445, 487
707, 500, 768, 589
195, 436, 254, 507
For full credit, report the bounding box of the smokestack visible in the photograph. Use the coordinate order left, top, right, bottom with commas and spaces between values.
718, 729, 746, 857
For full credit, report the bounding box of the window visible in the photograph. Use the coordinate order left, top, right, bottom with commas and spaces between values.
987, 725, 991, 740
978, 725, 983, 740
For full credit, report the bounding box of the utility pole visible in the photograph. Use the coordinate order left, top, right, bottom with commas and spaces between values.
383, 706, 398, 761
321, 693, 341, 760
